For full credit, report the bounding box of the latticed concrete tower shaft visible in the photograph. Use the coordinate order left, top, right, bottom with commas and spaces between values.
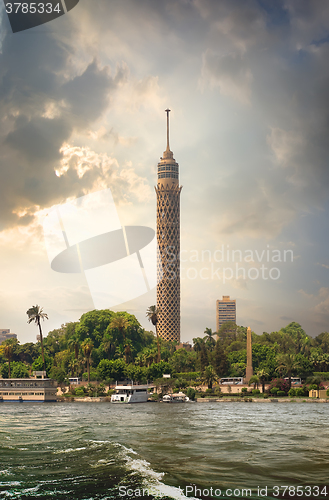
155, 109, 182, 342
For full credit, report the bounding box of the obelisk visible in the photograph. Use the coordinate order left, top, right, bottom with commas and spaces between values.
246, 326, 253, 382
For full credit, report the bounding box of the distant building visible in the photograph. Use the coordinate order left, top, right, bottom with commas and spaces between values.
175, 342, 193, 352
0, 329, 17, 345
216, 296, 236, 332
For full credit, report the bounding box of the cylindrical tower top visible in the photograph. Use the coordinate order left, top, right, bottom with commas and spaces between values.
157, 109, 179, 188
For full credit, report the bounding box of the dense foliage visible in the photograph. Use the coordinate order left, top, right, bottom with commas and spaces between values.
0, 311, 328, 394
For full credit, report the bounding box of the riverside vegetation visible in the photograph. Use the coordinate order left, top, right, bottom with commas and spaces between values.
1, 307, 329, 399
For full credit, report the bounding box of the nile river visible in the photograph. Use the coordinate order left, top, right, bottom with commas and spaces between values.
0, 402, 328, 499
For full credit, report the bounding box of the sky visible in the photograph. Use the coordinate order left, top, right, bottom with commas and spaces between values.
1, 0, 329, 343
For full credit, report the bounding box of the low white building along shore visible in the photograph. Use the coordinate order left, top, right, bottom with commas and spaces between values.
0, 372, 57, 402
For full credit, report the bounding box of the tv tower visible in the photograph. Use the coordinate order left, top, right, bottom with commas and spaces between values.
155, 109, 182, 341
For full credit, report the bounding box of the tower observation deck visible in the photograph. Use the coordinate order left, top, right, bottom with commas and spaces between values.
155, 109, 182, 342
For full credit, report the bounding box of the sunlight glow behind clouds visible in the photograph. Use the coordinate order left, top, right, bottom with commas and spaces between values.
1, 0, 329, 340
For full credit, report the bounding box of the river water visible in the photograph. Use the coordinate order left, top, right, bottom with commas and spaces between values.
0, 402, 328, 500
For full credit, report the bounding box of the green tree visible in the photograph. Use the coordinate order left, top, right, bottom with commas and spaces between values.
109, 315, 129, 342
248, 375, 260, 390
26, 305, 48, 375
280, 322, 309, 354
146, 305, 161, 363
126, 364, 148, 383
315, 332, 329, 353
17, 342, 39, 364
202, 364, 218, 389
3, 340, 15, 378
276, 353, 301, 389
217, 322, 239, 347
68, 335, 80, 360
256, 368, 269, 393
11, 361, 29, 378
76, 310, 114, 347
146, 361, 172, 380
49, 366, 68, 387
310, 349, 322, 371
144, 348, 158, 367
102, 336, 115, 361
98, 358, 127, 381
169, 349, 197, 373
32, 354, 53, 375
124, 339, 132, 365
214, 340, 229, 376
192, 337, 204, 353
82, 338, 94, 383
204, 327, 216, 350
0, 363, 9, 378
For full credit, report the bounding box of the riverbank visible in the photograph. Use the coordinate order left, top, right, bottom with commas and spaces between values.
196, 397, 329, 403
56, 396, 329, 403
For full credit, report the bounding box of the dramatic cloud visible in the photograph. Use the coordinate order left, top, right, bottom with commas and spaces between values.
56, 144, 153, 205
0, 17, 129, 230
1, 0, 329, 339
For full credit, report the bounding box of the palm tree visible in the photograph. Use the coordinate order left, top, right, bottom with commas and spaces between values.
257, 368, 269, 393
192, 337, 204, 353
310, 351, 322, 371
204, 328, 216, 349
248, 374, 260, 390
321, 353, 329, 371
102, 338, 114, 361
276, 353, 301, 389
3, 341, 14, 378
202, 364, 218, 389
115, 344, 125, 359
67, 335, 80, 360
26, 305, 48, 375
77, 354, 85, 378
142, 348, 157, 367
134, 353, 144, 367
68, 358, 76, 377
110, 315, 130, 348
146, 305, 161, 363
192, 337, 208, 370
82, 338, 94, 383
124, 340, 132, 364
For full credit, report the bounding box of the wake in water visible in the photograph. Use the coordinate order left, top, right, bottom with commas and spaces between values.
1, 403, 329, 499
0, 438, 198, 500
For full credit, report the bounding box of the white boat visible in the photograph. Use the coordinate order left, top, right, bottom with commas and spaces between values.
162, 392, 189, 403
110, 383, 150, 403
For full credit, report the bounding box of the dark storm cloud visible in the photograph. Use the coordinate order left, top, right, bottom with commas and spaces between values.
0, 23, 65, 113
0, 17, 126, 230
195, 0, 329, 238
5, 116, 71, 163
61, 60, 122, 126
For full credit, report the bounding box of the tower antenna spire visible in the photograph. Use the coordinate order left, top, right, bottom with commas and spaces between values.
165, 108, 171, 151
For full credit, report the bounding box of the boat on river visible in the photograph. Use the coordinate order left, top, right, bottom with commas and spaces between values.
162, 392, 189, 403
110, 383, 150, 403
